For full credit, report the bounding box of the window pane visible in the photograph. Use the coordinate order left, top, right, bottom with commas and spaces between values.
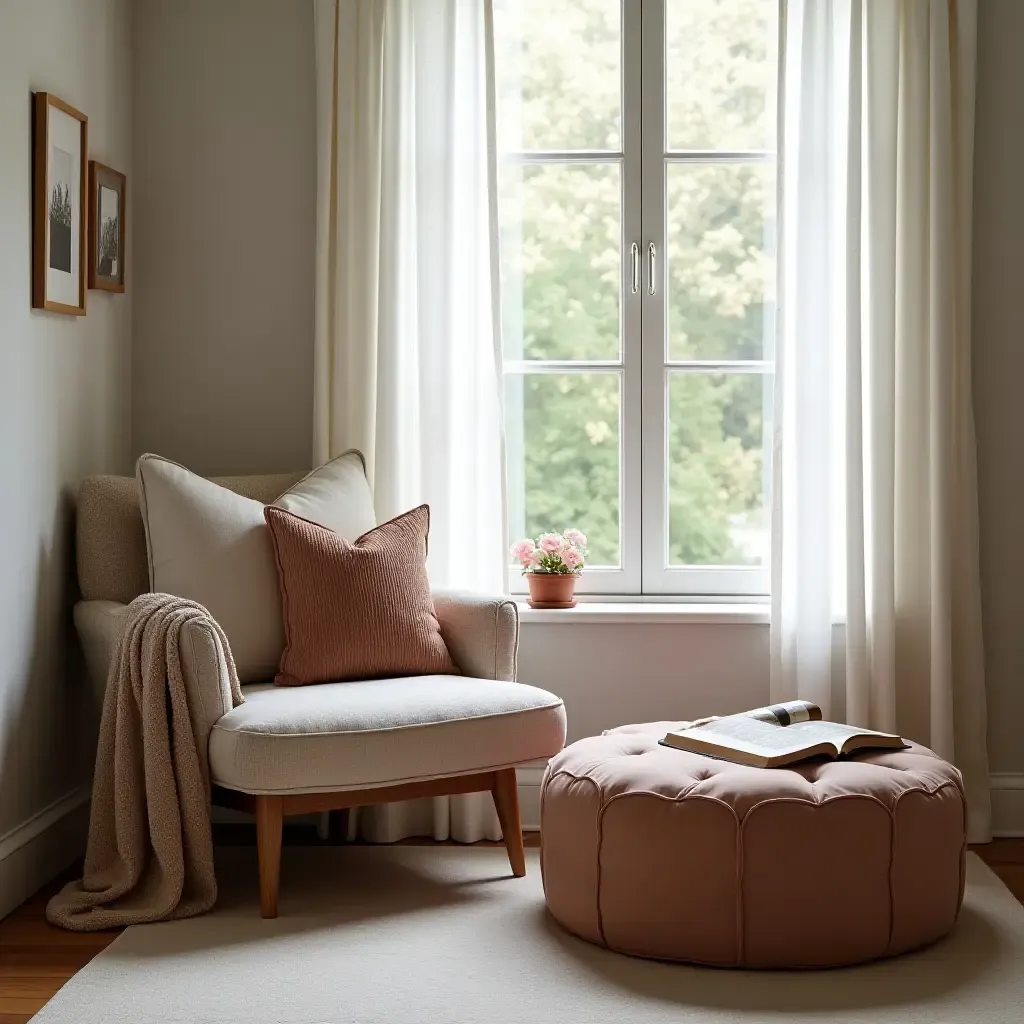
506, 373, 620, 567
666, 163, 775, 361
494, 0, 621, 152
666, 0, 778, 151
500, 163, 621, 362
667, 372, 770, 566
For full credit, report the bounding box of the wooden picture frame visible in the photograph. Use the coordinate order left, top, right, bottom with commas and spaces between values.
32, 92, 88, 314
88, 161, 126, 292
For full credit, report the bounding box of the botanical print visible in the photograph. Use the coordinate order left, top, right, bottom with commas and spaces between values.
98, 185, 119, 277
49, 145, 74, 273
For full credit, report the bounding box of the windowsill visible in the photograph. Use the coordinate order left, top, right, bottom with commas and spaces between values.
515, 601, 770, 625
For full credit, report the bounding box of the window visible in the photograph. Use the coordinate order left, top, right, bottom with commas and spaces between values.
495, 0, 778, 595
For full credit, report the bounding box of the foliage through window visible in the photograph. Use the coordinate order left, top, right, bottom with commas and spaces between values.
495, 0, 778, 595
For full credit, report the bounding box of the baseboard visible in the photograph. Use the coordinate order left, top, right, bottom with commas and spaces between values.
991, 773, 1024, 838
0, 787, 90, 920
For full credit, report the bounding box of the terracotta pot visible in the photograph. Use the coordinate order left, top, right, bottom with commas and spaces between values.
525, 572, 579, 609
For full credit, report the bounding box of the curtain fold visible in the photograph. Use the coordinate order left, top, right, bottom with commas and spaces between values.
772, 0, 990, 841
314, 0, 506, 844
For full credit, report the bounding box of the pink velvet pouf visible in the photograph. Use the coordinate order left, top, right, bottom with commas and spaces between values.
540, 723, 967, 968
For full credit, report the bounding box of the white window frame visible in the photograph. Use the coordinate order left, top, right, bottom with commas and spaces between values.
501, 0, 774, 598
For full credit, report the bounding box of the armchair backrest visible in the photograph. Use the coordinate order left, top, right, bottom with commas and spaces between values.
77, 471, 305, 603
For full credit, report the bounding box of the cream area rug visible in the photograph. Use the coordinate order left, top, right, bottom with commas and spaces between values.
33, 849, 1024, 1024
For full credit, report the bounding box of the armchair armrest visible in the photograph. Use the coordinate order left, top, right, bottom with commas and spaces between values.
74, 600, 130, 708
74, 599, 237, 758
432, 589, 519, 681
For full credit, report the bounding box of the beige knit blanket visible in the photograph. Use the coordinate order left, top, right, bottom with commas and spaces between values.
47, 593, 244, 932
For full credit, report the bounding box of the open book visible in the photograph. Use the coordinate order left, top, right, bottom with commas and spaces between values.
661, 701, 907, 768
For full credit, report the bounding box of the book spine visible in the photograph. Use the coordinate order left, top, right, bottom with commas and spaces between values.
745, 700, 822, 726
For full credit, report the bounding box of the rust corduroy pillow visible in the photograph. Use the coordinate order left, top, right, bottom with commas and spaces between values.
264, 504, 457, 686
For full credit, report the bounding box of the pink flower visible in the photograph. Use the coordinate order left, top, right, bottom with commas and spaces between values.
563, 528, 587, 549
562, 547, 583, 571
538, 533, 563, 554
510, 539, 536, 566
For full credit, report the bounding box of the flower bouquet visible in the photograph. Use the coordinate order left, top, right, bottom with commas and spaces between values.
510, 529, 587, 609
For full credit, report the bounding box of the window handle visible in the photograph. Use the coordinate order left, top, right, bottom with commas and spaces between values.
630, 242, 639, 294
647, 242, 656, 295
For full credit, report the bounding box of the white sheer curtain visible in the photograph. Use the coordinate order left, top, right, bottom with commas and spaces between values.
772, 0, 990, 841
313, 0, 506, 842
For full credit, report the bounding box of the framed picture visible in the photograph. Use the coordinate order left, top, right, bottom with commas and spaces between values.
32, 92, 88, 314
88, 162, 126, 292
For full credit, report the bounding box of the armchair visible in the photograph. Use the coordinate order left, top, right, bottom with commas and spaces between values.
73, 473, 566, 918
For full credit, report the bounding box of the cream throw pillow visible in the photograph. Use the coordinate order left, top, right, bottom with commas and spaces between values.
136, 451, 377, 682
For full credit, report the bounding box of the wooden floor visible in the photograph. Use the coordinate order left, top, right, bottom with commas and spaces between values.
1, 831, 1020, 1023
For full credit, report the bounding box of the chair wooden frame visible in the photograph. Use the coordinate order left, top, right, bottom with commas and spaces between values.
213, 767, 526, 918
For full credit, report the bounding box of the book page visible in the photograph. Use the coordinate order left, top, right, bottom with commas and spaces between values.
783, 721, 904, 750
682, 717, 833, 756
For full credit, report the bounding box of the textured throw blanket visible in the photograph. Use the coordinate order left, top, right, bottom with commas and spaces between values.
47, 593, 244, 932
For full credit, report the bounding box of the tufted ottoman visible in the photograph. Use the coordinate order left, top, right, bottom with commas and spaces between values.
540, 722, 967, 968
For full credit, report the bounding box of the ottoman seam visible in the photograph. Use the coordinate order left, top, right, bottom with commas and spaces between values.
886, 796, 897, 957
584, 780, 957, 813
735, 806, 744, 967
542, 770, 608, 946
538, 763, 549, 899
884, 779, 967, 957
546, 767, 607, 785
575, 775, 607, 946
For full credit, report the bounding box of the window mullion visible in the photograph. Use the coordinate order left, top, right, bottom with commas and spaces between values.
639, 0, 667, 595
618, 0, 644, 594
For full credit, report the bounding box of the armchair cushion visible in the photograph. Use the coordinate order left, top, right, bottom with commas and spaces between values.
208, 675, 566, 794
264, 504, 456, 685
76, 472, 304, 605
74, 600, 130, 707
136, 450, 376, 683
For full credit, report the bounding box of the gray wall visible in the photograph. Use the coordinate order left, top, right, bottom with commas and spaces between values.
0, 0, 132, 895
973, 0, 1024, 780
131, 0, 316, 476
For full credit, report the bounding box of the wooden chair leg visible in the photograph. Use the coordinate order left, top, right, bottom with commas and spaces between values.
255, 795, 283, 919
491, 768, 526, 877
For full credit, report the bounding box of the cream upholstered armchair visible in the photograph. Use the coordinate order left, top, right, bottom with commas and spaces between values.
73, 469, 566, 918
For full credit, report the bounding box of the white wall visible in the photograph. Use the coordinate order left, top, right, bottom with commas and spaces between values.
518, 621, 769, 743
0, 0, 133, 915
131, 0, 316, 476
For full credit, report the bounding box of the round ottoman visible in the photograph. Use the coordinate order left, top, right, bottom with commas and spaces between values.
540, 723, 966, 968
